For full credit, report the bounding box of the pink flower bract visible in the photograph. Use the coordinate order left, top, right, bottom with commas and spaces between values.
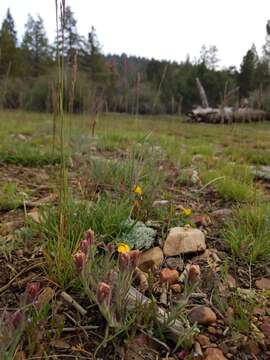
26, 282, 41, 303
73, 251, 86, 272
97, 282, 112, 305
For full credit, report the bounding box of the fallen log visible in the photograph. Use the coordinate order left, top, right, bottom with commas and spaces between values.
187, 78, 270, 123
187, 107, 270, 123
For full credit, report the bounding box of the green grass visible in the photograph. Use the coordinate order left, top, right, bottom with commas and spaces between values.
33, 194, 132, 286
224, 203, 270, 263
0, 142, 62, 166
201, 163, 261, 202
1, 110, 270, 272
0, 182, 29, 210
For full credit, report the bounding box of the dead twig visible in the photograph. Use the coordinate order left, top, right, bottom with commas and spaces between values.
60, 291, 87, 316
64, 311, 89, 339
0, 261, 45, 294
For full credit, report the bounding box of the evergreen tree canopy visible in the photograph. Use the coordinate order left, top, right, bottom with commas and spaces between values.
0, 8, 18, 75
58, 6, 81, 57
21, 14, 50, 76
239, 45, 258, 97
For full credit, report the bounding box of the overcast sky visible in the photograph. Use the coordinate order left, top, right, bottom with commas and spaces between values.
1, 0, 269, 68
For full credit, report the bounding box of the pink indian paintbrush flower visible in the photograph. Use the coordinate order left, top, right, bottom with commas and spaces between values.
97, 282, 112, 305
73, 251, 86, 272
118, 252, 130, 270
4, 309, 24, 331
106, 242, 115, 253
86, 228, 94, 245
80, 228, 94, 254
129, 250, 140, 269
80, 239, 91, 254
25, 282, 41, 303
118, 250, 140, 270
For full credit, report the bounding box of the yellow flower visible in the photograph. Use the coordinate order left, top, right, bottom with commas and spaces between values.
133, 185, 143, 196
182, 208, 192, 216
117, 243, 130, 253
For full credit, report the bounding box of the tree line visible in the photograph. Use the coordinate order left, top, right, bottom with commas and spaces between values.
0, 7, 270, 114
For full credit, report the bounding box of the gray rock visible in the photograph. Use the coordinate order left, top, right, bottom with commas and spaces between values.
165, 256, 184, 271
250, 165, 270, 180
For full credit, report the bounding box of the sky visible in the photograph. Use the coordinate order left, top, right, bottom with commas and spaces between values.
0, 0, 269, 69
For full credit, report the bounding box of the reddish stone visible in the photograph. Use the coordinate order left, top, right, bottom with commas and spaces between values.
260, 320, 270, 339
188, 264, 201, 283
190, 214, 210, 227
196, 334, 210, 346
255, 278, 270, 290
205, 348, 227, 360
170, 283, 182, 293
189, 306, 217, 325
160, 268, 179, 285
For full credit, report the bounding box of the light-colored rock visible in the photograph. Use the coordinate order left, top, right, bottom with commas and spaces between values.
17, 134, 27, 141
255, 277, 270, 290
138, 247, 164, 271
160, 268, 179, 285
189, 306, 217, 325
152, 200, 170, 208
27, 209, 40, 223
163, 227, 206, 256
205, 348, 227, 360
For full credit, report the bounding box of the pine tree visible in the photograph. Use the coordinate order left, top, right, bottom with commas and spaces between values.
0, 8, 18, 76
57, 6, 81, 58
263, 20, 270, 60
238, 45, 258, 98
81, 27, 109, 83
21, 14, 50, 76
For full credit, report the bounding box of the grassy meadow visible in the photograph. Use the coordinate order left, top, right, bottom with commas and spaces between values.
1, 110, 270, 359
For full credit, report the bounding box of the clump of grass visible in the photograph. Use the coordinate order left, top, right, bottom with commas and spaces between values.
230, 290, 257, 334
224, 203, 270, 263
202, 163, 261, 202
96, 132, 130, 152
0, 142, 62, 166
0, 182, 28, 210
34, 195, 132, 286
224, 146, 270, 166
242, 149, 270, 166
84, 143, 166, 223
